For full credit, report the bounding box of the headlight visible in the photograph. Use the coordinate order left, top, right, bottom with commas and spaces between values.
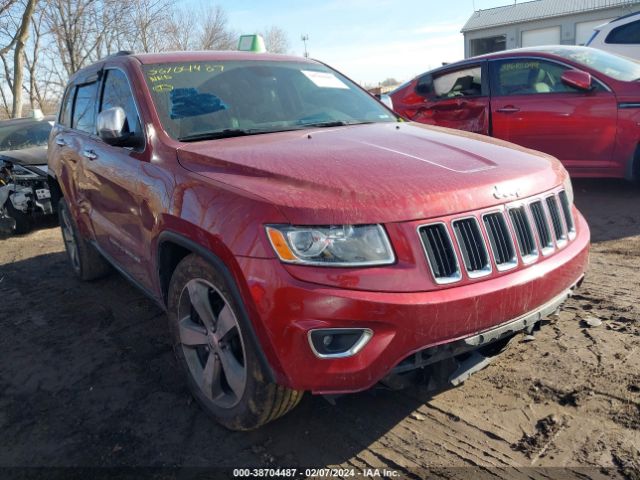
563, 175, 574, 205
265, 224, 395, 266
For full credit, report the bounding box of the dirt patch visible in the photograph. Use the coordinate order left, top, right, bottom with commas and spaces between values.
512, 414, 566, 460
0, 179, 639, 477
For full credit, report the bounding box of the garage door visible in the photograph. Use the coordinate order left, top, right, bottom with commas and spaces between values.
521, 26, 561, 47
576, 18, 613, 45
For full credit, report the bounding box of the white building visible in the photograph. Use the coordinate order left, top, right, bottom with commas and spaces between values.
462, 0, 640, 58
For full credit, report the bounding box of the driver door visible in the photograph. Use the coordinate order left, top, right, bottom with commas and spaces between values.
489, 57, 618, 171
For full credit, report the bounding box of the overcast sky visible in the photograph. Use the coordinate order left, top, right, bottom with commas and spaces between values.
208, 0, 516, 84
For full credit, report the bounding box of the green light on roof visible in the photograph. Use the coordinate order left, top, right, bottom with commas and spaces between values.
238, 34, 267, 53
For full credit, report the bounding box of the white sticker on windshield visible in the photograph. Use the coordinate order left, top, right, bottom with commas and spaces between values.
302, 70, 349, 89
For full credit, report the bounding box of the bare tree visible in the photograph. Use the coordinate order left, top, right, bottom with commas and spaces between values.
261, 26, 289, 54
164, 6, 197, 51
199, 5, 235, 50
165, 4, 235, 51
44, 0, 132, 77
129, 0, 172, 53
0, 1, 291, 118
0, 0, 37, 117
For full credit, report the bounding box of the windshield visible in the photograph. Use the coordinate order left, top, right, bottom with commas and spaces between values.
0, 120, 53, 151
142, 60, 395, 140
552, 47, 640, 81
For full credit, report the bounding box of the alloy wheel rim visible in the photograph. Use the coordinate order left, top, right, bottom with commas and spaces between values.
177, 278, 247, 409
60, 207, 80, 271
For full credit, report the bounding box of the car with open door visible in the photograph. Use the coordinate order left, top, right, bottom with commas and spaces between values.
389, 46, 640, 180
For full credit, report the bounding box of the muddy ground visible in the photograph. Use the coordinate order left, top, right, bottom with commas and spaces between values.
0, 179, 638, 479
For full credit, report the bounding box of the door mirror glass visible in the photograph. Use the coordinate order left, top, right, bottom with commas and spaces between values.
561, 70, 593, 91
97, 107, 141, 147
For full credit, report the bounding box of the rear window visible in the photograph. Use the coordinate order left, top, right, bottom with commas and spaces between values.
72, 82, 99, 134
59, 86, 74, 127
606, 19, 640, 44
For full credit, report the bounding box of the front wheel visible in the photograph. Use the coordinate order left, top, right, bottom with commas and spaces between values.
167, 254, 302, 430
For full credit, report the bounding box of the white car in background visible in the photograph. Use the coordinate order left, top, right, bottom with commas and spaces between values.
586, 11, 640, 60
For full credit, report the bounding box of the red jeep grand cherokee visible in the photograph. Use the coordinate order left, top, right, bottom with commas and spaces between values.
47, 50, 589, 430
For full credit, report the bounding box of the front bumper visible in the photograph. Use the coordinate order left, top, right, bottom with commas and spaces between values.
238, 213, 590, 394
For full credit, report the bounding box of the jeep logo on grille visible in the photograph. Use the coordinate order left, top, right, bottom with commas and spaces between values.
493, 184, 521, 199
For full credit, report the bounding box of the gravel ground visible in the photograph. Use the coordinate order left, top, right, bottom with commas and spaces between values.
0, 178, 638, 479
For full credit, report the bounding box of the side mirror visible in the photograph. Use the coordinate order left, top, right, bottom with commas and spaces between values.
97, 107, 142, 148
561, 70, 593, 91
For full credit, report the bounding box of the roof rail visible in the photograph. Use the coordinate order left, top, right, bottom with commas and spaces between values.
108, 50, 135, 58
610, 10, 640, 24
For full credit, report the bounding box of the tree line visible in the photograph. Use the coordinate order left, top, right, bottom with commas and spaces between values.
0, 0, 290, 118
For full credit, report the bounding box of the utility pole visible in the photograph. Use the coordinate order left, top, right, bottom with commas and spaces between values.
301, 34, 309, 58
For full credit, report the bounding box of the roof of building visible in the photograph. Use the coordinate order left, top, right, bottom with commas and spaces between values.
462, 0, 640, 32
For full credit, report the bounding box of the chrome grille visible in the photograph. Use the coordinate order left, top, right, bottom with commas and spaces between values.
452, 218, 491, 277
530, 201, 553, 253
509, 206, 538, 261
418, 224, 461, 283
483, 212, 517, 269
546, 195, 567, 243
419, 189, 576, 284
558, 191, 575, 235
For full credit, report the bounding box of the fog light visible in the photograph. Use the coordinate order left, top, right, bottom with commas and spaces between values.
308, 328, 373, 359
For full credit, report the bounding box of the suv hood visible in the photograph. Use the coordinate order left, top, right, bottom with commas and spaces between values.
177, 122, 566, 224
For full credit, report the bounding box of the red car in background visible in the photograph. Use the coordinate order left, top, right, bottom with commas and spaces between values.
390, 46, 640, 180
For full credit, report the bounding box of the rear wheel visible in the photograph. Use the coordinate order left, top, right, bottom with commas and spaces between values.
167, 254, 302, 430
58, 198, 110, 281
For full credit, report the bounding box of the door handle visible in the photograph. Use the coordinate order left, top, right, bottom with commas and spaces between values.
55, 137, 67, 146
82, 149, 98, 160
496, 106, 520, 113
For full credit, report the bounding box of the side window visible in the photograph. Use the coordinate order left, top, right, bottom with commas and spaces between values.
432, 66, 482, 99
59, 86, 74, 127
492, 59, 585, 96
606, 20, 640, 44
100, 69, 142, 136
72, 82, 99, 133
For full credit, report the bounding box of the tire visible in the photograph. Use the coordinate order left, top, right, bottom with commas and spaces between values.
6, 202, 31, 234
167, 254, 303, 430
58, 198, 111, 281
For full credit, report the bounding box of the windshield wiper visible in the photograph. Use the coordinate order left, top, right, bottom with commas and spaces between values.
178, 129, 251, 142
297, 120, 375, 128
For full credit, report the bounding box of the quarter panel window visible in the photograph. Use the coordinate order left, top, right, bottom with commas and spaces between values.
72, 82, 99, 133
432, 67, 482, 98
606, 20, 640, 44
100, 69, 142, 136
